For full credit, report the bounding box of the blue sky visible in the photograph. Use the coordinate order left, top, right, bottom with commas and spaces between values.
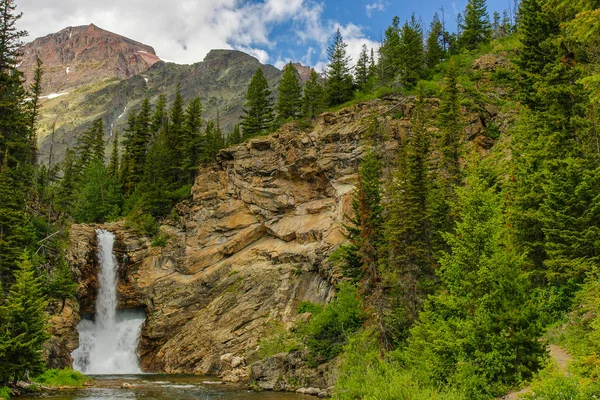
18, 0, 516, 69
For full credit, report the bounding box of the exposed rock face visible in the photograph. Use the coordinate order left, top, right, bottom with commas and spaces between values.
19, 24, 159, 94
58, 100, 412, 386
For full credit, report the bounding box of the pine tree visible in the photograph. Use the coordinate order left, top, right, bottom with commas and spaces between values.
72, 160, 122, 223
302, 69, 325, 119
26, 57, 42, 165
182, 96, 203, 182
386, 96, 433, 337
354, 44, 370, 90
228, 124, 242, 146
407, 173, 544, 397
515, 0, 560, 107
241, 68, 274, 139
325, 29, 354, 106
168, 88, 186, 181
0, 155, 34, 284
55, 148, 78, 214
0, 255, 50, 383
75, 118, 105, 171
151, 93, 167, 136
277, 62, 302, 121
399, 15, 425, 88
430, 60, 462, 253
108, 130, 120, 178
425, 13, 445, 70
459, 0, 492, 50
378, 16, 402, 84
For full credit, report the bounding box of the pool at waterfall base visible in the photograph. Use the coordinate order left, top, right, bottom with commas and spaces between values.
19, 374, 313, 399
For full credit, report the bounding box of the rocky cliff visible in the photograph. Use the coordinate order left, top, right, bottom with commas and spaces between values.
50, 98, 417, 386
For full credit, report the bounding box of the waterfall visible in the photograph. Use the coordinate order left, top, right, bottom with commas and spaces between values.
72, 229, 145, 374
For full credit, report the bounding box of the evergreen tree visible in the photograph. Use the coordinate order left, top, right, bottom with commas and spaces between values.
0, 255, 49, 384
425, 13, 445, 70
182, 96, 203, 182
241, 68, 274, 140
0, 155, 34, 284
407, 173, 544, 398
378, 16, 402, 84
55, 148, 78, 214
368, 48, 377, 78
137, 128, 175, 217
26, 57, 42, 165
151, 93, 167, 136
108, 130, 119, 179
227, 123, 242, 146
385, 96, 433, 338
72, 160, 122, 223
277, 62, 302, 121
325, 29, 354, 106
399, 15, 425, 88
75, 118, 104, 171
354, 44, 370, 90
430, 60, 462, 253
168, 88, 186, 181
515, 0, 560, 107
459, 0, 492, 50
302, 69, 325, 119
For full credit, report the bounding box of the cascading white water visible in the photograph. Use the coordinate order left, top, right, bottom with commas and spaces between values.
72, 229, 145, 374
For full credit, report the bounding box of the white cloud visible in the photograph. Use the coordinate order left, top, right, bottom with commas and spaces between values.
16, 0, 379, 69
366, 2, 386, 18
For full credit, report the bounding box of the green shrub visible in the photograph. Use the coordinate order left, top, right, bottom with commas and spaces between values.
297, 301, 323, 315
33, 368, 88, 387
126, 211, 159, 237
520, 363, 600, 400
486, 122, 501, 139
334, 331, 463, 400
0, 387, 10, 399
304, 282, 365, 366
151, 233, 169, 247
257, 321, 302, 359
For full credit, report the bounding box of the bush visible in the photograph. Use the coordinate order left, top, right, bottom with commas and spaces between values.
334, 331, 463, 400
33, 368, 88, 387
297, 301, 323, 315
125, 210, 159, 237
257, 321, 302, 359
0, 387, 9, 399
520, 363, 600, 400
304, 283, 365, 366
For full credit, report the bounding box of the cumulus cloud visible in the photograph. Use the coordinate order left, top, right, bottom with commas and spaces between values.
16, 0, 379, 69
366, 2, 386, 18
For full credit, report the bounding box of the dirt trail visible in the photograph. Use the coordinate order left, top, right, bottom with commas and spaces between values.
499, 344, 573, 400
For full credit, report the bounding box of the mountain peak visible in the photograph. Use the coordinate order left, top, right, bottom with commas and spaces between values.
19, 24, 160, 94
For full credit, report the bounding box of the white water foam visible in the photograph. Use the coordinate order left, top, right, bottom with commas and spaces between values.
72, 230, 145, 374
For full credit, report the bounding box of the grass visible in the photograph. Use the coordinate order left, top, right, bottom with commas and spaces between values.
0, 387, 9, 399
33, 368, 89, 387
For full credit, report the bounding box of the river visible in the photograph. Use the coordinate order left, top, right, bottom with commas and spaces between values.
19, 375, 313, 399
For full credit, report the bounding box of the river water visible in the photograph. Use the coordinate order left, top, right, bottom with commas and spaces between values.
19, 375, 313, 399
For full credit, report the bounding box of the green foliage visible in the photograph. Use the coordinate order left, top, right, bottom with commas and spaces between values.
33, 368, 88, 387
241, 68, 274, 139
458, 0, 492, 50
302, 69, 325, 119
277, 62, 302, 121
334, 331, 463, 400
304, 283, 365, 366
399, 15, 425, 88
0, 387, 9, 399
520, 362, 600, 400
425, 14, 446, 70
46, 260, 77, 302
0, 255, 50, 384
326, 29, 354, 106
257, 321, 302, 359
125, 210, 159, 237
406, 172, 545, 398
297, 301, 323, 315
378, 16, 402, 85
72, 160, 122, 223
